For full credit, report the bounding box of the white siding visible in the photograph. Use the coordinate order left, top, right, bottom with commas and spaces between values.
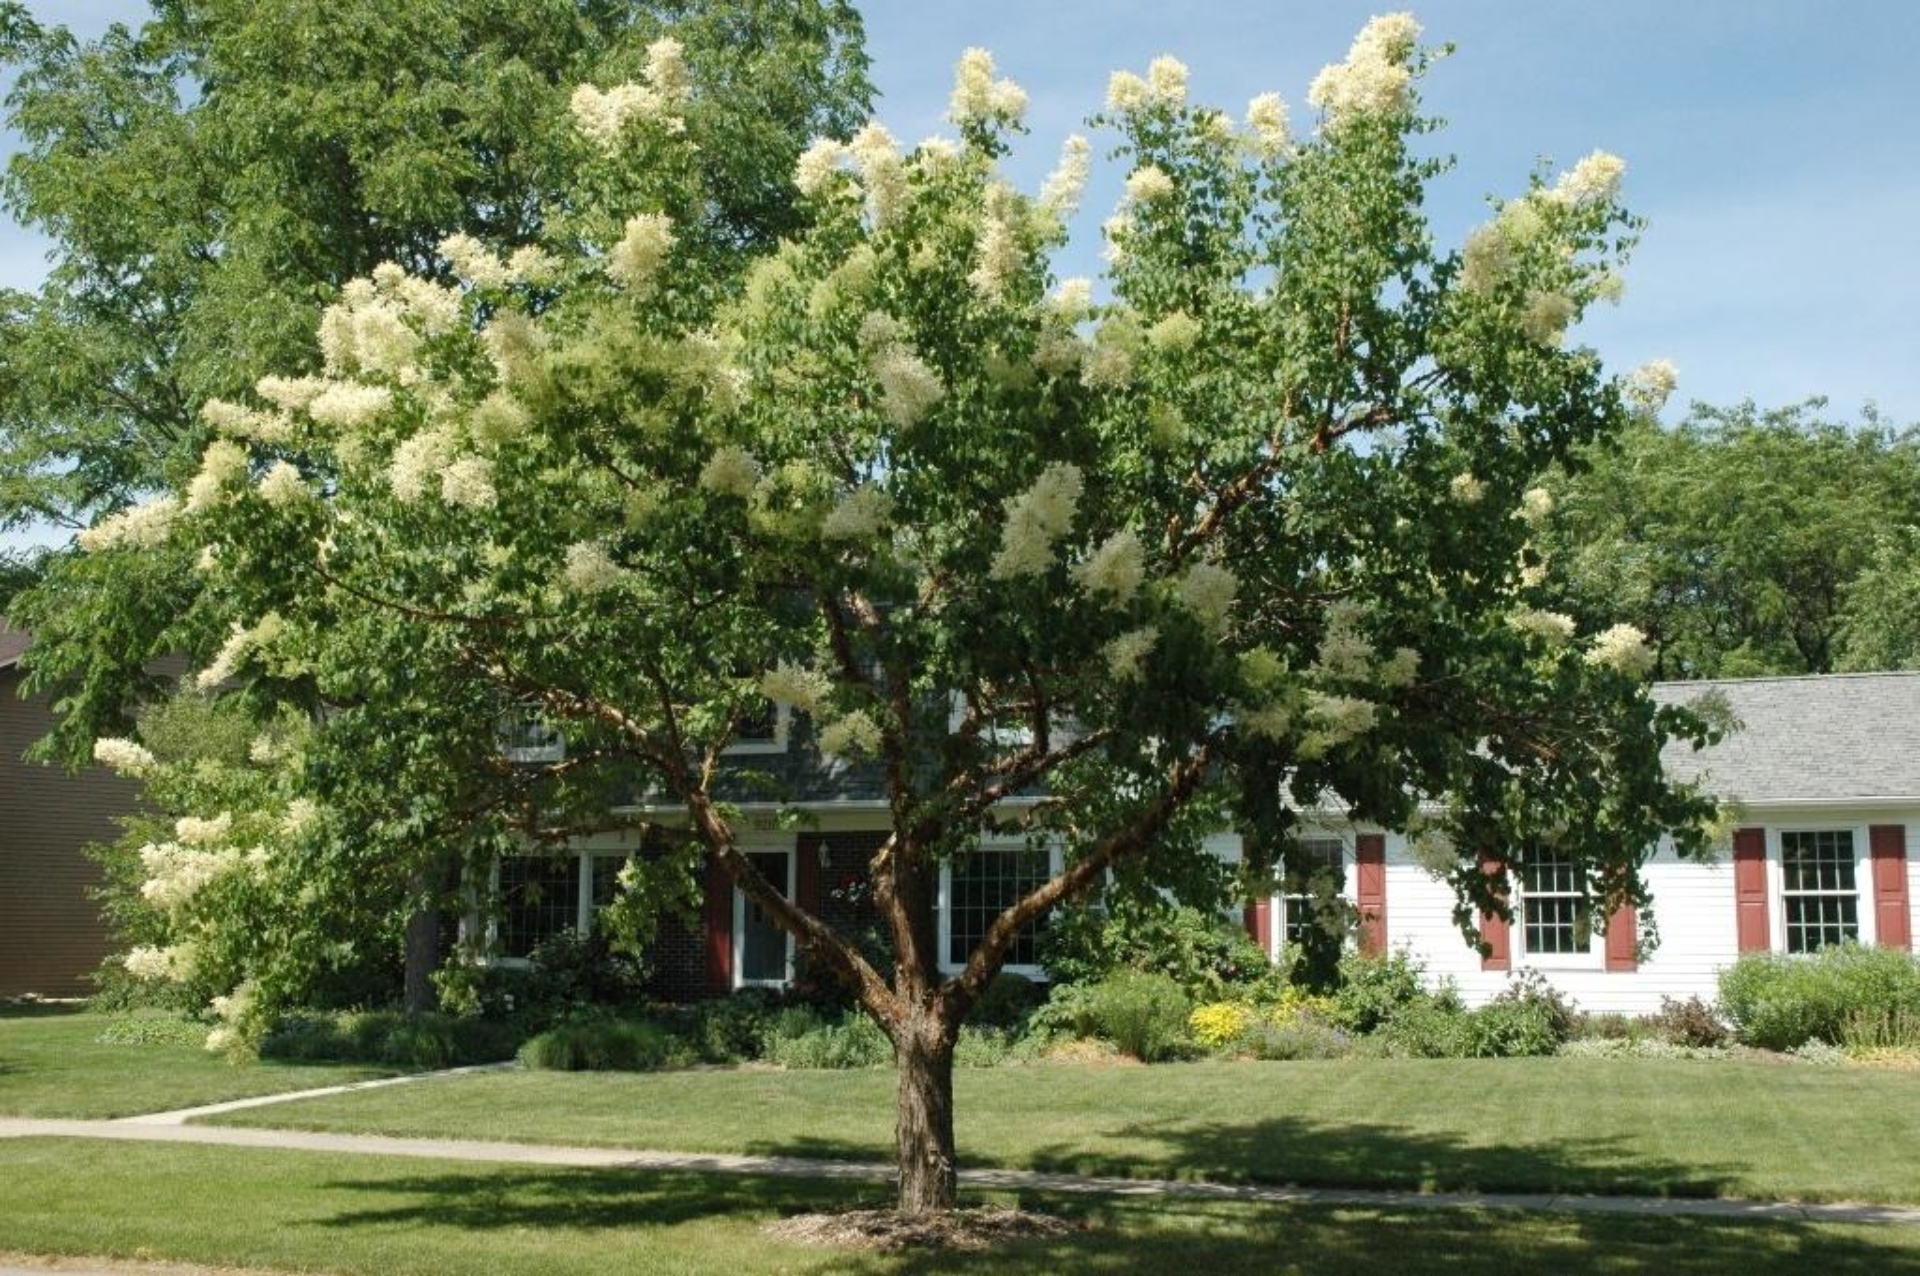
1905, 821, 1919, 952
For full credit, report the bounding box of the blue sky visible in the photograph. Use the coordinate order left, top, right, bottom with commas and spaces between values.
3, 2, 1917, 549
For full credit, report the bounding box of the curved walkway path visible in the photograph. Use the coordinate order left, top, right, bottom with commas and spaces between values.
4, 1112, 1917, 1227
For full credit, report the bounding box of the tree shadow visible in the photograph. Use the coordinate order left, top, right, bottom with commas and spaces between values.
1007, 1113, 1745, 1199
306, 1165, 1916, 1276
0, 1002, 84, 1021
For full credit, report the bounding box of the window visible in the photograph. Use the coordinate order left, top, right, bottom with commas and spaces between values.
498, 705, 564, 764
1517, 848, 1591, 957
1781, 830, 1859, 952
943, 843, 1058, 973
497, 855, 582, 959
1281, 838, 1346, 947
725, 700, 790, 754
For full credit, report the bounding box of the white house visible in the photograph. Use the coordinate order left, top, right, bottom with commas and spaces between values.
502, 672, 1918, 1014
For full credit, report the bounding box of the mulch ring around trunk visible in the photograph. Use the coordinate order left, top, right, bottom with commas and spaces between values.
763, 1206, 1080, 1252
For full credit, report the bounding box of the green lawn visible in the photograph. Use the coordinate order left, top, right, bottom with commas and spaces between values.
1, 1137, 1915, 1276
211, 1057, 1920, 1204
0, 1006, 389, 1118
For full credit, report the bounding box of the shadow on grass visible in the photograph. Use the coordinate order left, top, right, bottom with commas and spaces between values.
0, 1003, 84, 1021
311, 1166, 1914, 1276
738, 1113, 1744, 1201
1007, 1114, 1745, 1199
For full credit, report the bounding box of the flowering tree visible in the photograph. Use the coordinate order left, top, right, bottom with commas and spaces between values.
74, 17, 1717, 1215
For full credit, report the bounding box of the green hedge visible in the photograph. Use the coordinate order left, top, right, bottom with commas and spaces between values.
1718, 946, 1920, 1049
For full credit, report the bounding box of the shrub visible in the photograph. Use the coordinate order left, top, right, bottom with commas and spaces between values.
1040, 900, 1272, 1001
1718, 946, 1920, 1049
955, 1025, 1032, 1068
92, 1014, 207, 1047
1243, 1014, 1352, 1061
1571, 1011, 1649, 1042
1469, 976, 1574, 1058
1647, 996, 1729, 1048
517, 1016, 678, 1071
1379, 998, 1476, 1058
1556, 1037, 1728, 1061
971, 972, 1043, 1028
261, 1010, 520, 1067
760, 1010, 892, 1069
1840, 1006, 1920, 1054
1189, 1001, 1255, 1051
1081, 970, 1192, 1062
675, 988, 784, 1063
1328, 949, 1433, 1034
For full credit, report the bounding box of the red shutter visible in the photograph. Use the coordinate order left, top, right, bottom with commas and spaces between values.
1605, 902, 1638, 971
1479, 853, 1510, 971
704, 857, 733, 994
796, 838, 823, 917
1733, 827, 1769, 953
1869, 824, 1912, 951
1245, 898, 1273, 957
1356, 833, 1387, 955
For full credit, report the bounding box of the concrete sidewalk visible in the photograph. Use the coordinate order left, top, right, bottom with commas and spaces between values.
4, 1116, 1917, 1226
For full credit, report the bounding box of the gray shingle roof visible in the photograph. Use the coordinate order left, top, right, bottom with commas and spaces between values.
1653, 672, 1920, 805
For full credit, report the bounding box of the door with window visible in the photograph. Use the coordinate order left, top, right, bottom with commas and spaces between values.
734, 847, 796, 987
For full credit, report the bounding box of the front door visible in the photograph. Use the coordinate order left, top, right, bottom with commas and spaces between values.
734, 847, 794, 987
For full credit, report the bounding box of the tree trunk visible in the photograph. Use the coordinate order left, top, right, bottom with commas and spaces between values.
894, 1011, 959, 1214
402, 861, 449, 1015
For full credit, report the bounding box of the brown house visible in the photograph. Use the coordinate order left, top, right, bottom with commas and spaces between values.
0, 627, 140, 997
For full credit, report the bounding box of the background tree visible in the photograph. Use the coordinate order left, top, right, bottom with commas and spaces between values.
1540, 401, 1920, 678
1835, 526, 1920, 671
70, 17, 1716, 1216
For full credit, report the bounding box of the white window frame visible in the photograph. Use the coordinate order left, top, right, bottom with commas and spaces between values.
937, 839, 1065, 979
497, 705, 565, 765
732, 835, 798, 989
723, 701, 791, 756
1512, 847, 1605, 971
1275, 835, 1351, 957
1769, 824, 1875, 953
487, 850, 591, 967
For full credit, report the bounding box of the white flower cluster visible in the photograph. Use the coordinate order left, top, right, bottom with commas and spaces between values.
949, 48, 1027, 127
1071, 530, 1146, 605
440, 456, 497, 510
317, 267, 460, 380
203, 397, 293, 445
1509, 608, 1577, 644
1585, 622, 1657, 678
1105, 55, 1188, 114
1299, 691, 1379, 758
185, 440, 250, 513
817, 708, 883, 760
123, 944, 186, 981
1049, 278, 1094, 319
1245, 92, 1292, 158
1315, 601, 1376, 680
761, 661, 833, 714
847, 122, 909, 228
388, 426, 455, 503
484, 311, 546, 387
1449, 471, 1486, 505
471, 391, 531, 447
699, 445, 762, 497
195, 613, 284, 691
1125, 164, 1175, 205
1547, 150, 1626, 208
1625, 359, 1679, 412
1458, 199, 1543, 297
608, 213, 675, 292
92, 737, 157, 777
175, 812, 233, 847
794, 137, 851, 195
439, 232, 512, 289
869, 341, 946, 428
1177, 561, 1239, 634
78, 495, 181, 553
1147, 311, 1201, 354
282, 798, 320, 838
1308, 12, 1420, 127
1519, 487, 1554, 527
1240, 701, 1293, 742
990, 462, 1084, 579
139, 840, 235, 912
1376, 646, 1421, 688
968, 190, 1023, 302
562, 541, 627, 595
821, 485, 896, 542
1521, 290, 1576, 347
204, 982, 256, 1055
308, 381, 395, 430
1039, 134, 1092, 219
1105, 625, 1160, 682
257, 461, 309, 508
569, 40, 690, 148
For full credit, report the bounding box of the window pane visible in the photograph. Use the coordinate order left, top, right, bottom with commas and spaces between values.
1519, 848, 1588, 956
1283, 839, 1345, 946
1781, 830, 1859, 953
949, 847, 1051, 967
499, 856, 581, 959
1782, 831, 1855, 893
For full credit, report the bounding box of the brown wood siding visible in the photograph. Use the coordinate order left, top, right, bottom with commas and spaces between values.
0, 669, 142, 997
